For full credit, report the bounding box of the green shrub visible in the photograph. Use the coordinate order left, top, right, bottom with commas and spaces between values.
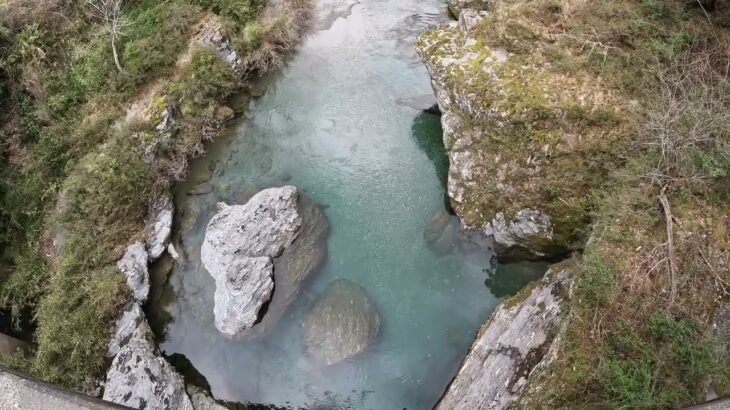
166, 48, 237, 115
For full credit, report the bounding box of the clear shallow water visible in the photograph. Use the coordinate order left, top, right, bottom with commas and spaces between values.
153, 1, 547, 408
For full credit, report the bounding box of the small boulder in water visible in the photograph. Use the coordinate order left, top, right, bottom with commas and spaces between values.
303, 279, 380, 365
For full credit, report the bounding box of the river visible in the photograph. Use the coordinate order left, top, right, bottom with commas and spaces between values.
150, 0, 546, 408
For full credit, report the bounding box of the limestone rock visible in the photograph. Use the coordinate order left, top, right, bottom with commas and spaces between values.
447, 0, 491, 18
486, 209, 555, 260
201, 186, 302, 337
146, 190, 174, 261
198, 16, 242, 72
436, 267, 570, 409
103, 321, 193, 410
246, 194, 329, 338
303, 279, 380, 365
107, 302, 144, 358
117, 242, 150, 303
213, 256, 274, 337
187, 385, 227, 410
415, 10, 589, 260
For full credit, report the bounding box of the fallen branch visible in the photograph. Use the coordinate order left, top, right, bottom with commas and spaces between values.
659, 190, 677, 306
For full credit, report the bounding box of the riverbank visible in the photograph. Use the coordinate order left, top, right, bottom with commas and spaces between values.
0, 0, 309, 390
418, 0, 728, 407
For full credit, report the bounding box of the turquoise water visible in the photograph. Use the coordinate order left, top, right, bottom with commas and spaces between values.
154, 1, 547, 408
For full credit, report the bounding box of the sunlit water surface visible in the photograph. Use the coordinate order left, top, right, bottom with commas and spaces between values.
152, 1, 547, 408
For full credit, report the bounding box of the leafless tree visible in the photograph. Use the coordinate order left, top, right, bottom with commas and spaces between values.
87, 0, 129, 74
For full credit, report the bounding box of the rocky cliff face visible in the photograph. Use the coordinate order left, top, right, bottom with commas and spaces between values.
437, 266, 571, 409
416, 2, 626, 260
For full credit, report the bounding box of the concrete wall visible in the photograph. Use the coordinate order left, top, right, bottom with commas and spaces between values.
0, 366, 126, 409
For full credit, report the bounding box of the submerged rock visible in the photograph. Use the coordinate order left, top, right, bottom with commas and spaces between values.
117, 242, 150, 303
187, 385, 227, 410
103, 321, 193, 410
303, 279, 380, 365
424, 209, 458, 255
146, 190, 174, 261
436, 267, 570, 409
201, 186, 302, 337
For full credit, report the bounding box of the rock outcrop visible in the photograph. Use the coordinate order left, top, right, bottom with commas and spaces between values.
103, 321, 193, 410
303, 279, 380, 365
200, 186, 303, 337
116, 242, 150, 303
447, 0, 490, 17
416, 2, 625, 260
146, 190, 174, 261
107, 302, 144, 358
436, 267, 570, 409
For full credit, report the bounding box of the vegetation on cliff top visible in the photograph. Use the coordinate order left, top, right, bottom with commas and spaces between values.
0, 0, 305, 389
420, 0, 727, 407
439, 0, 728, 407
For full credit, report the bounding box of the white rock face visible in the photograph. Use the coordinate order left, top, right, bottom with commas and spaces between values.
107, 302, 144, 358
146, 191, 174, 261
201, 186, 303, 337
436, 268, 570, 409
117, 242, 150, 303
212, 256, 275, 336
486, 209, 554, 258
103, 321, 193, 410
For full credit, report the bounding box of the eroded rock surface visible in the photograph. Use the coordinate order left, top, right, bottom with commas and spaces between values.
103, 321, 193, 410
146, 190, 174, 261
117, 241, 150, 303
447, 0, 490, 18
436, 267, 570, 409
247, 194, 329, 338
201, 186, 303, 337
416, 2, 625, 260
107, 302, 144, 358
303, 279, 380, 365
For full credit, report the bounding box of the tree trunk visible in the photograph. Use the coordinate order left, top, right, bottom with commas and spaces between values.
111, 37, 126, 74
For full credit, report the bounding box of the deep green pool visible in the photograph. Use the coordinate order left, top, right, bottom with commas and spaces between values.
153, 1, 547, 408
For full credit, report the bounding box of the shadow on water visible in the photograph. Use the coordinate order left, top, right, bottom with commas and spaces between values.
411, 107, 453, 212
411, 108, 447, 190
484, 261, 549, 298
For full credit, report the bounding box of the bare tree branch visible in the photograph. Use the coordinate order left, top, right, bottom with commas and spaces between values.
87, 0, 130, 74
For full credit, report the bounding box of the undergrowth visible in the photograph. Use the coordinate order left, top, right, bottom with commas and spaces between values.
0, 0, 306, 388
511, 0, 729, 407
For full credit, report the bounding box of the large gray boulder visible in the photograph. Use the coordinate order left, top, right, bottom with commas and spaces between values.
103, 321, 193, 410
201, 186, 303, 337
246, 194, 329, 338
436, 267, 570, 409
303, 279, 380, 365
117, 242, 150, 303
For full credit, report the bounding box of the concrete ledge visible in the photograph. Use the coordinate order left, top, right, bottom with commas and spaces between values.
0, 366, 126, 409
